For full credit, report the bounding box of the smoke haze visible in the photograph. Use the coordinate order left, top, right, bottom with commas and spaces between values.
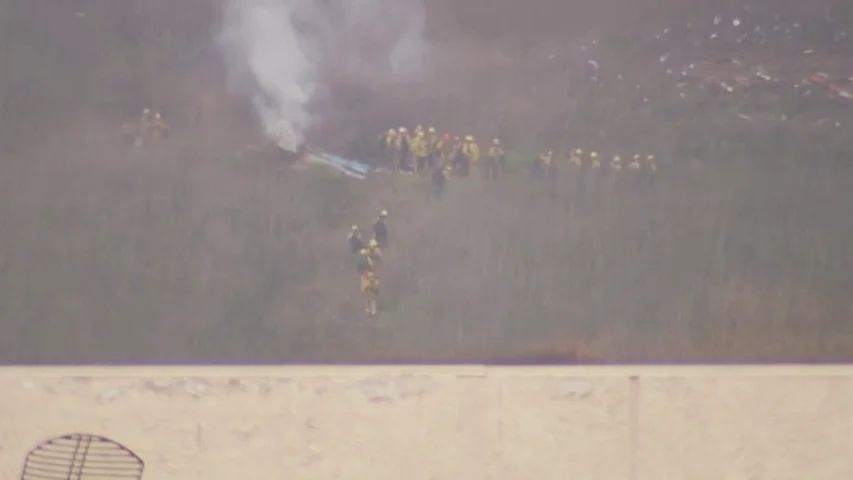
218, 0, 431, 151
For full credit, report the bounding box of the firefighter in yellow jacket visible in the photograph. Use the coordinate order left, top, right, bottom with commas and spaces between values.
425, 127, 439, 169
588, 151, 602, 190
568, 148, 584, 191
410, 130, 429, 174
609, 155, 622, 189
485, 138, 505, 179
357, 248, 379, 316
368, 237, 383, 269
540, 149, 556, 189
627, 154, 642, 187
569, 149, 583, 168
460, 135, 480, 177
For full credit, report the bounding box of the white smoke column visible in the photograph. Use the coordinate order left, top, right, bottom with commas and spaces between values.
218, 0, 431, 149
218, 0, 315, 151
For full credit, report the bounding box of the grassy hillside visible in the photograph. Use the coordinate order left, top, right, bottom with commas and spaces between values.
2, 0, 853, 363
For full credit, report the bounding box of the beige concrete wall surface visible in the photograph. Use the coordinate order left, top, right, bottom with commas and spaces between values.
0, 366, 851, 479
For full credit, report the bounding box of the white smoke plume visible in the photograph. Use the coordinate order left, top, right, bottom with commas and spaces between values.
218, 0, 430, 151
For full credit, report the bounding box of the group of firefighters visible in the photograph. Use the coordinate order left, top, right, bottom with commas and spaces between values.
379, 125, 660, 195
347, 209, 389, 316
132, 107, 170, 146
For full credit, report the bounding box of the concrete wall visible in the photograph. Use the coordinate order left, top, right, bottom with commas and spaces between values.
1, 366, 851, 479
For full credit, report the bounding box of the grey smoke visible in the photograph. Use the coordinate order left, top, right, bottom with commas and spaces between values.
218, 0, 430, 151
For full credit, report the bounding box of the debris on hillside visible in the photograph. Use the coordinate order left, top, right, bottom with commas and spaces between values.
304, 151, 370, 179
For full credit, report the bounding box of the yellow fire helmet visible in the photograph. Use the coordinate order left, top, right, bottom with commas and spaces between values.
590, 152, 598, 158
613, 155, 621, 162
142, 108, 150, 115
380, 209, 388, 217
633, 154, 640, 160
465, 135, 474, 141
428, 126, 436, 133
359, 248, 370, 256
369, 238, 378, 248
387, 128, 395, 135
575, 148, 583, 155
351, 225, 358, 232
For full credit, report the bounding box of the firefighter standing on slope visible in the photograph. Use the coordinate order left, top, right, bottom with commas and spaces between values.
410, 129, 429, 174
588, 151, 602, 191
568, 148, 584, 192
435, 134, 453, 171
450, 136, 463, 173
460, 135, 479, 177
395, 127, 411, 172
373, 209, 389, 248
609, 155, 622, 189
368, 237, 383, 270
486, 138, 505, 179
383, 128, 398, 168
627, 154, 642, 187
425, 127, 439, 169
149, 112, 169, 141
539, 149, 556, 190
357, 248, 379, 316
348, 225, 365, 254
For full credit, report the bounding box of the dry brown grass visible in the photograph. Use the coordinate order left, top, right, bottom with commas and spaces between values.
2, 0, 853, 364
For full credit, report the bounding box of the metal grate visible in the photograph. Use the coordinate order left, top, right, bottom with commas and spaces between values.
21, 433, 145, 480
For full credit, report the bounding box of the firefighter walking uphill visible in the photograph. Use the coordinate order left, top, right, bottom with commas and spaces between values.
367, 237, 383, 269
357, 248, 379, 316
348, 225, 365, 254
